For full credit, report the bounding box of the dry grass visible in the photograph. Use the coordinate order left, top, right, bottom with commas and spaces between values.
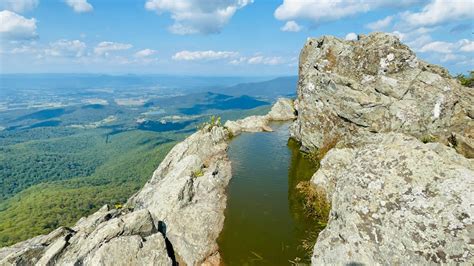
300, 230, 320, 255
296, 181, 330, 222
295, 181, 330, 260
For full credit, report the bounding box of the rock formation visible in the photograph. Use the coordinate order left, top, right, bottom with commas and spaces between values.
311, 133, 473, 264
224, 115, 273, 135
289, 32, 474, 264
291, 32, 473, 158
0, 207, 171, 266
127, 125, 231, 265
224, 98, 296, 136
267, 98, 296, 121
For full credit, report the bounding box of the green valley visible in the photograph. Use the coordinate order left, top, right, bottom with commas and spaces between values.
0, 74, 288, 247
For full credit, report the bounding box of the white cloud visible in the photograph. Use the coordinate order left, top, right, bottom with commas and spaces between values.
134, 49, 157, 58
0, 0, 38, 13
419, 41, 454, 54
345, 32, 358, 41
10, 44, 38, 54
366, 16, 393, 31
230, 55, 285, 65
418, 39, 474, 54
391, 31, 406, 41
45, 39, 86, 57
406, 34, 433, 50
145, 0, 253, 34
172, 50, 238, 61
110, 55, 159, 65
280, 20, 302, 32
0, 10, 37, 40
459, 40, 474, 52
391, 27, 436, 51
274, 0, 421, 23
455, 57, 474, 67
65, 0, 93, 13
401, 0, 474, 27
248, 56, 284, 65
450, 23, 471, 34
440, 53, 464, 63
229, 57, 247, 65
94, 42, 132, 56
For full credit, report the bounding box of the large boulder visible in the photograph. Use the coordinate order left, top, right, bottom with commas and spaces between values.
127, 125, 232, 265
267, 98, 296, 121
83, 234, 171, 266
0, 209, 171, 266
224, 98, 296, 136
311, 132, 474, 264
290, 32, 474, 157
224, 115, 272, 136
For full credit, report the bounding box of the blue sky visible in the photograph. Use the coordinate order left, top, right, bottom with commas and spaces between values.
0, 0, 472, 75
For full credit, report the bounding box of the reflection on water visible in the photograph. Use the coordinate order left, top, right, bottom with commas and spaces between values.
218, 122, 319, 265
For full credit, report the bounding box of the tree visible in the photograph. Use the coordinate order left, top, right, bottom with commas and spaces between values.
456, 71, 474, 88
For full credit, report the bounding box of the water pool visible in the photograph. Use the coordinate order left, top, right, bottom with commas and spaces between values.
218, 122, 320, 265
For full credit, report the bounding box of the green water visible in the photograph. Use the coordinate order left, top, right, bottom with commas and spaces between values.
218, 122, 319, 265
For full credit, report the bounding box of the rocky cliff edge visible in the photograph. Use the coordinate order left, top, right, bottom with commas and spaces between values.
291, 32, 473, 158
290, 32, 474, 264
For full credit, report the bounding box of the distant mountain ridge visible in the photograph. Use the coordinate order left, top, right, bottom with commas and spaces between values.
209, 76, 297, 99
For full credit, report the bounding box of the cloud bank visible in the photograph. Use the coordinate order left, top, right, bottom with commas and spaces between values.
145, 0, 253, 34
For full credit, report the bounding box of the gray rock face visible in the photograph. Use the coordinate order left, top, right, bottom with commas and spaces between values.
224, 115, 272, 136
224, 98, 295, 136
291, 32, 474, 156
127, 125, 232, 265
290, 33, 474, 264
83, 234, 171, 266
311, 133, 474, 264
267, 98, 296, 121
0, 208, 171, 266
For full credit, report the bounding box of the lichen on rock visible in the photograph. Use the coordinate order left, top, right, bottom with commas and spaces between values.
292, 32, 474, 265
291, 32, 474, 158
310, 133, 474, 264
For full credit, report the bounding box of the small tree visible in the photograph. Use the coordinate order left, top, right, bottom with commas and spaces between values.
456, 71, 474, 88
198, 115, 222, 131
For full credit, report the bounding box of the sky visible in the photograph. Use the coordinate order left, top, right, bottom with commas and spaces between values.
0, 0, 473, 76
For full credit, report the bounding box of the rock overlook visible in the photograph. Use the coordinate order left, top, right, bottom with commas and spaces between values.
291, 32, 473, 158
290, 32, 474, 264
